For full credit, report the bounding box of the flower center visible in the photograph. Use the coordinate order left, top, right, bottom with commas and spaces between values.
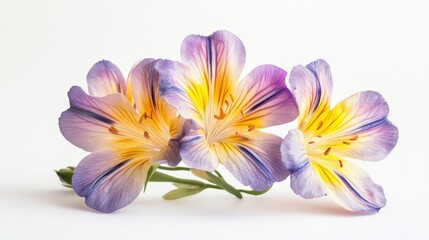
305, 132, 359, 168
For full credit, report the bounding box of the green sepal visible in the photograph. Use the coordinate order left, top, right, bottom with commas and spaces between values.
144, 165, 158, 192
206, 172, 242, 199
55, 166, 75, 188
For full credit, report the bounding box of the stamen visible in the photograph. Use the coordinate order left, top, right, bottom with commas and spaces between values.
324, 147, 331, 155
229, 93, 235, 102
144, 131, 150, 139
339, 160, 343, 168
108, 126, 118, 134
139, 112, 153, 123
350, 135, 359, 141
317, 135, 322, 138
240, 109, 245, 117
247, 124, 255, 131
343, 141, 350, 145
235, 131, 240, 137
225, 100, 230, 108
214, 108, 226, 120
317, 121, 323, 130
308, 141, 315, 144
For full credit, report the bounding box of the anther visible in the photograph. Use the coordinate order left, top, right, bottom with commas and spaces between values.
139, 112, 152, 123
240, 109, 245, 117
324, 147, 331, 155
308, 141, 315, 144
317, 121, 323, 130
229, 94, 235, 102
339, 160, 343, 168
317, 135, 322, 138
350, 135, 358, 141
214, 108, 226, 120
343, 141, 350, 145
225, 100, 230, 108
108, 126, 118, 134
144, 131, 150, 139
247, 124, 255, 131
235, 131, 240, 137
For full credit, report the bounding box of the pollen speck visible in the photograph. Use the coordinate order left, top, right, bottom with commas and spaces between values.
229, 93, 235, 102
308, 141, 315, 144
144, 131, 150, 139
350, 135, 358, 141
247, 124, 255, 131
317, 121, 323, 130
339, 160, 343, 168
108, 126, 118, 134
343, 141, 350, 145
324, 147, 331, 155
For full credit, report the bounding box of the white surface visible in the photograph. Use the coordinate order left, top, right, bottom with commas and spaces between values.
0, 0, 427, 239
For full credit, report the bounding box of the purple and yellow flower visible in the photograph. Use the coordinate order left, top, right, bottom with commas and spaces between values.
281, 59, 398, 213
59, 59, 185, 213
155, 30, 299, 191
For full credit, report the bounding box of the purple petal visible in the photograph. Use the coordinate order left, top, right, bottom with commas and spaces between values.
87, 60, 126, 97
233, 64, 298, 128
289, 59, 333, 127
219, 131, 289, 191
155, 60, 205, 123
322, 91, 399, 161
281, 129, 326, 198
181, 30, 245, 89
73, 151, 150, 213
58, 86, 139, 152
179, 120, 219, 171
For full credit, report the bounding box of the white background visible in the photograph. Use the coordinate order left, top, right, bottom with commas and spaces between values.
0, 0, 427, 239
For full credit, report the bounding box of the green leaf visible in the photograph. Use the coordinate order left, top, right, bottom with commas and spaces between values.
55, 166, 75, 188
162, 187, 205, 200
206, 172, 242, 199
172, 183, 202, 189
144, 165, 158, 192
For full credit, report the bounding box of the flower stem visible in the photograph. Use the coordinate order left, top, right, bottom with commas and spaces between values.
149, 171, 221, 190
55, 165, 270, 200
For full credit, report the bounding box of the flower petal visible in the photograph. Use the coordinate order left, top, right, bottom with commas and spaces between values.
179, 120, 219, 171
315, 91, 398, 161
87, 60, 126, 97
72, 151, 150, 213
181, 30, 246, 109
289, 59, 333, 129
129, 59, 169, 116
232, 65, 298, 128
151, 138, 181, 167
217, 131, 289, 191
128, 58, 185, 139
281, 129, 326, 198
156, 60, 206, 125
58, 86, 139, 152
282, 129, 386, 212
314, 158, 386, 213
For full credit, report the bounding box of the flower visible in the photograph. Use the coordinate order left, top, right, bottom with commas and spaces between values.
59, 59, 185, 213
281, 59, 398, 213
155, 30, 299, 191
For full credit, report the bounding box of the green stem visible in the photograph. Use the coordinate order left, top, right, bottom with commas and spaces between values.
157, 165, 191, 171
238, 187, 271, 196
149, 171, 221, 190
